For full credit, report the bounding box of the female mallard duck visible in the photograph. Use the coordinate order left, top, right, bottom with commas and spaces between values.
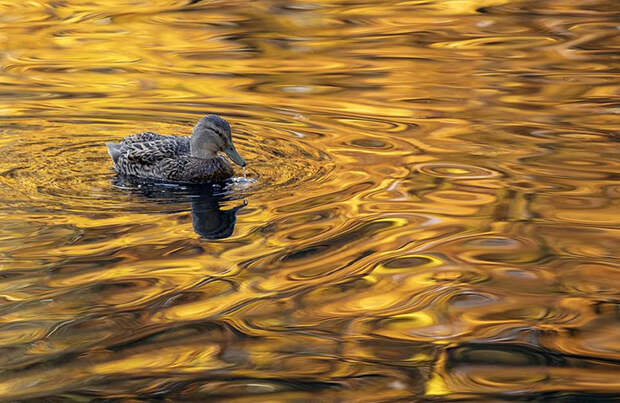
106, 114, 246, 184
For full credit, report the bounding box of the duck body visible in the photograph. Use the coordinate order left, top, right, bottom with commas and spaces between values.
106, 115, 245, 184
107, 132, 233, 183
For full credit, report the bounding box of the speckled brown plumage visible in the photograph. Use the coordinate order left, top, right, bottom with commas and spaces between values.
107, 132, 234, 184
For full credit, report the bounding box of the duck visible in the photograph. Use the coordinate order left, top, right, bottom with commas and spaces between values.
106, 114, 246, 184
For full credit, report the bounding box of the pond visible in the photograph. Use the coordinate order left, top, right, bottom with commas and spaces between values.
0, 0, 619, 400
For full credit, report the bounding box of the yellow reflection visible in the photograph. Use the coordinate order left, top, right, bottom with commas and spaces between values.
0, 0, 619, 401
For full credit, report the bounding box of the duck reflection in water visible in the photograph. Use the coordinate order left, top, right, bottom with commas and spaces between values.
190, 192, 246, 239
112, 175, 246, 240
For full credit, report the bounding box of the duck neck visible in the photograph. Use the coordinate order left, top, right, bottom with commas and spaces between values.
190, 136, 218, 159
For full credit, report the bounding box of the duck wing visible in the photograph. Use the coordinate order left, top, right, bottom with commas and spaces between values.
122, 139, 186, 164
121, 131, 163, 145
112, 135, 190, 179
119, 132, 190, 163
121, 132, 190, 149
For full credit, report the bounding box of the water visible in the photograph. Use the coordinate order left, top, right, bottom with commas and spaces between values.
0, 0, 619, 400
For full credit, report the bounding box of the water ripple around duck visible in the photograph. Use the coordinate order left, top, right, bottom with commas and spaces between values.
0, 115, 335, 215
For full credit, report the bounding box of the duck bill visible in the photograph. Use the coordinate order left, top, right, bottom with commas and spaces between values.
223, 145, 246, 167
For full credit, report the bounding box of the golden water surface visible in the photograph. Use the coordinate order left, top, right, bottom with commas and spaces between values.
1, 0, 620, 401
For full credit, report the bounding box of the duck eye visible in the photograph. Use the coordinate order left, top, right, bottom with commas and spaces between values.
217, 131, 228, 144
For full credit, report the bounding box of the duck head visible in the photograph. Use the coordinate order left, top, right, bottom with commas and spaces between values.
190, 114, 246, 167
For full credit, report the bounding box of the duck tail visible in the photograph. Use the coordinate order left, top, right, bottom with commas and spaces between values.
106, 142, 121, 164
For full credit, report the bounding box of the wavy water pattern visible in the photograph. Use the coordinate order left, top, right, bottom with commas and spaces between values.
0, 0, 619, 401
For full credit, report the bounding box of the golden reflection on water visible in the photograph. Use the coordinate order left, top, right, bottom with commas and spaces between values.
0, 0, 620, 400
